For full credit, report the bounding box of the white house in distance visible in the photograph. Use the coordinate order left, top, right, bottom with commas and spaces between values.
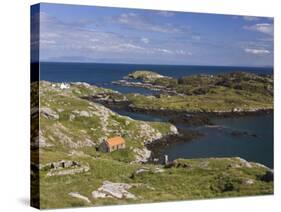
60, 83, 70, 90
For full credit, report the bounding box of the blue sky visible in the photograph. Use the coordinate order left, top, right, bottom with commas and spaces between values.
36, 3, 274, 66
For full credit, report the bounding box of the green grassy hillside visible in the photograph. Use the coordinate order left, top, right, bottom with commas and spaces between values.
31, 81, 273, 209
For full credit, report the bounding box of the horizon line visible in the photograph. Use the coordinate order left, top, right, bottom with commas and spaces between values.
37, 60, 274, 69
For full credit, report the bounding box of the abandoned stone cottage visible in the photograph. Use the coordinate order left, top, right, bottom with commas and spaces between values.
99, 136, 126, 152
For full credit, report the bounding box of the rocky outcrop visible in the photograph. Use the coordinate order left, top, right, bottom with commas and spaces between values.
168, 157, 270, 171
78, 110, 91, 117
49, 123, 96, 148
139, 123, 162, 144
127, 70, 167, 81
230, 157, 254, 168
92, 181, 137, 199
169, 125, 178, 134
133, 148, 151, 163
38, 81, 181, 164
40, 107, 59, 120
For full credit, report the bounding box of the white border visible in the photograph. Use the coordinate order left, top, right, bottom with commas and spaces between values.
0, 0, 280, 211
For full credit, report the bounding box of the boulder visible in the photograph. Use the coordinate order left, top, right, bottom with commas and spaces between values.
92, 191, 111, 199
68, 192, 91, 203
133, 148, 151, 163
169, 125, 178, 134
92, 181, 136, 199
40, 107, 59, 120
79, 111, 91, 117
135, 168, 149, 175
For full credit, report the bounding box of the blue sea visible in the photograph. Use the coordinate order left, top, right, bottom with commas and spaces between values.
40, 62, 273, 95
40, 62, 273, 168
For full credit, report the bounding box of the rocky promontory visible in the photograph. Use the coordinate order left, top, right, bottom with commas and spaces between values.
111, 71, 273, 114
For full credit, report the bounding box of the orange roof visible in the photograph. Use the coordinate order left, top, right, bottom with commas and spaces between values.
106, 136, 125, 147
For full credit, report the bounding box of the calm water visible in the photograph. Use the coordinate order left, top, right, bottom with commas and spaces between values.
164, 115, 273, 168
40, 62, 274, 168
108, 109, 273, 168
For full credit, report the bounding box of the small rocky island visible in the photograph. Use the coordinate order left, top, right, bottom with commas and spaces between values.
31, 72, 273, 208
113, 70, 273, 113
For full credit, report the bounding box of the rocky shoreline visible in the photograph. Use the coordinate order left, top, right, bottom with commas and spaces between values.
86, 95, 272, 126
112, 79, 179, 95
85, 96, 272, 166
128, 104, 273, 118
145, 130, 203, 163
81, 70, 273, 167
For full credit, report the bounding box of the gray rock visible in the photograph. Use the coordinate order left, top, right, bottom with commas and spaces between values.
79, 111, 91, 117
47, 165, 89, 177
63, 160, 74, 168
68, 192, 91, 203
31, 133, 53, 148
135, 168, 150, 175
133, 148, 151, 163
40, 107, 59, 120
51, 161, 63, 169
169, 125, 178, 134
234, 157, 253, 168
92, 191, 111, 199
92, 181, 136, 199
243, 179, 255, 185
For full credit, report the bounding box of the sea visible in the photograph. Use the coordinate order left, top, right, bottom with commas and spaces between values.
40, 62, 273, 95
40, 62, 274, 168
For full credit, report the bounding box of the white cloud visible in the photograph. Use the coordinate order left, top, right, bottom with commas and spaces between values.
243, 23, 273, 35
244, 48, 270, 55
141, 37, 150, 44
156, 48, 173, 54
38, 11, 192, 62
119, 43, 145, 50
243, 16, 260, 21
176, 50, 192, 55
152, 48, 191, 56
116, 12, 187, 33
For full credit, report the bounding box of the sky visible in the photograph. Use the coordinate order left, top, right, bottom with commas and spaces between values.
33, 3, 274, 67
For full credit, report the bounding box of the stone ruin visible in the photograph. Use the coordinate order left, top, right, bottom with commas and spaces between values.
39, 160, 90, 177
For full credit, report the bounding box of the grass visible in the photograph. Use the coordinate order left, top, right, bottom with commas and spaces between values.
127, 88, 272, 112
124, 71, 273, 112
32, 81, 273, 209
38, 157, 273, 209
